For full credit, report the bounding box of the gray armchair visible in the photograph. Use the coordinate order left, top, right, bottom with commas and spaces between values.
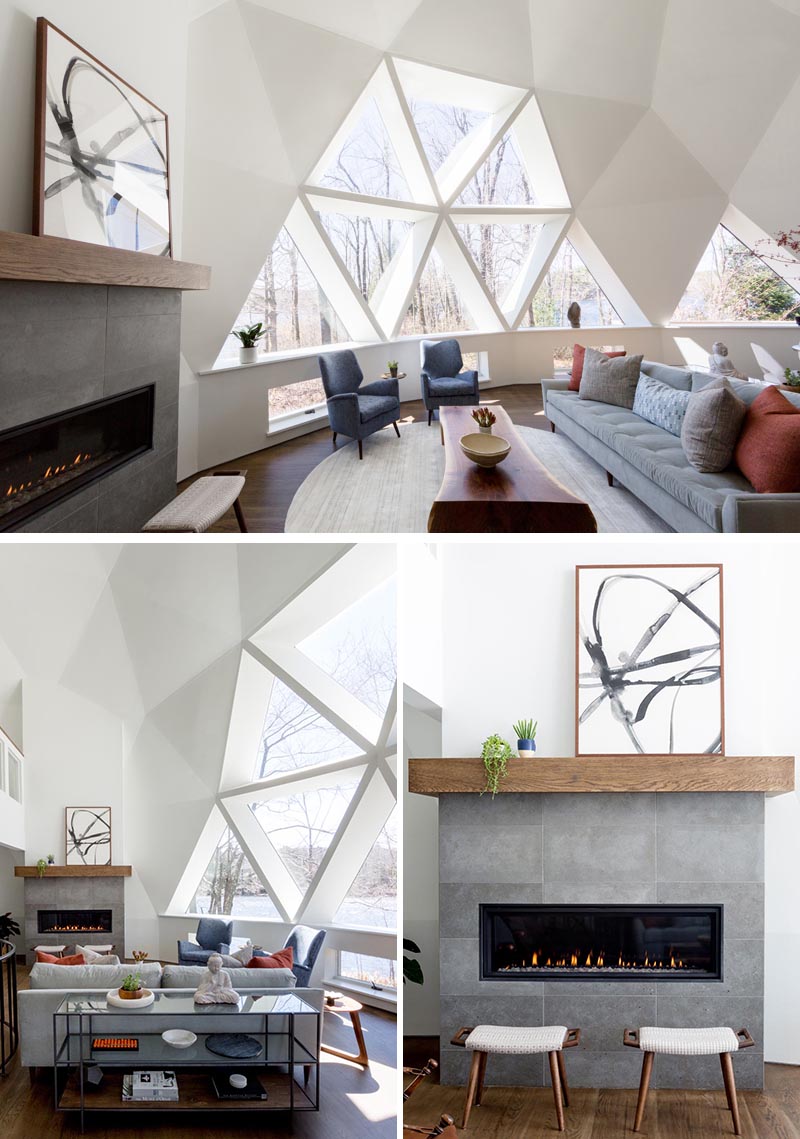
176, 917, 233, 966
420, 338, 480, 424
318, 349, 401, 459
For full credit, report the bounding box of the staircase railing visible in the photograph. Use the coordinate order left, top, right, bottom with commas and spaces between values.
0, 939, 19, 1075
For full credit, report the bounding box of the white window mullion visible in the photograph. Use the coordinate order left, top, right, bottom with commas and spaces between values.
221, 796, 300, 921
509, 215, 574, 328
440, 219, 508, 332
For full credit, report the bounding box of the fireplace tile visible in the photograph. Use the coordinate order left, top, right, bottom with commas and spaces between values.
657, 939, 763, 998
656, 825, 764, 882
0, 281, 107, 326
440, 884, 543, 939
105, 361, 180, 411
543, 826, 655, 884
543, 980, 656, 996
543, 990, 656, 1051
441, 938, 544, 997
543, 884, 657, 905
440, 994, 545, 1041
562, 1049, 650, 1089
96, 449, 177, 532
543, 792, 655, 827
105, 313, 181, 377
653, 1049, 763, 1091
656, 791, 764, 827
438, 1047, 545, 1087
107, 286, 181, 318
656, 882, 764, 939
439, 824, 542, 884
440, 792, 542, 826
35, 495, 100, 533
654, 992, 764, 1044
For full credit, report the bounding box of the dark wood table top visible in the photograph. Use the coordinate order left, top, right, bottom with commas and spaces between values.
428, 405, 597, 533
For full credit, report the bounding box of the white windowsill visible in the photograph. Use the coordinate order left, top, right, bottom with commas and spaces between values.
267, 404, 329, 435
325, 977, 398, 1012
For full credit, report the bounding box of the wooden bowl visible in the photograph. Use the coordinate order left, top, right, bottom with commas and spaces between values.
459, 432, 511, 468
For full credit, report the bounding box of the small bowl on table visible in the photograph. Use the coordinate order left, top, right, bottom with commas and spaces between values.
162, 1029, 197, 1049
459, 432, 511, 469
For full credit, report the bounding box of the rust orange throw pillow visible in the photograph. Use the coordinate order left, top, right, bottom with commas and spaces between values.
35, 951, 86, 965
734, 386, 800, 492
246, 947, 294, 970
569, 344, 626, 391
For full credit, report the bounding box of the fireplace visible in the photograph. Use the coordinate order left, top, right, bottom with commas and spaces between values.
0, 386, 155, 530
37, 909, 113, 934
480, 904, 723, 982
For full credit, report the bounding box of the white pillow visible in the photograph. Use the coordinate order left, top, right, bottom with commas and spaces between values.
76, 944, 121, 965
230, 940, 254, 966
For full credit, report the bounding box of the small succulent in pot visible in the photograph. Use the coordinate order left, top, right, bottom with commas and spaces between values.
387, 359, 399, 378
512, 719, 538, 758
36, 858, 48, 878
232, 323, 265, 364
47, 854, 55, 865
119, 972, 143, 999
784, 367, 800, 387
481, 733, 513, 797
471, 407, 497, 434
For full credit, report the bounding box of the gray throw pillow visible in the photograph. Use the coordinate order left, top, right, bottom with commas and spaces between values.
579, 348, 644, 408
681, 377, 747, 472
632, 375, 691, 437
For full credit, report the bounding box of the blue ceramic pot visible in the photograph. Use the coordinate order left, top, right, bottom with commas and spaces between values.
517, 738, 536, 757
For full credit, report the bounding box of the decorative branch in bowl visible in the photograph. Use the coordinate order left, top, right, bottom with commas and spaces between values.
481, 734, 512, 797
471, 407, 497, 434
512, 719, 538, 757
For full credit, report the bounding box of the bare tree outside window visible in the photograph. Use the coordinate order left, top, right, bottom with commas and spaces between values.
195, 827, 280, 918
522, 240, 622, 327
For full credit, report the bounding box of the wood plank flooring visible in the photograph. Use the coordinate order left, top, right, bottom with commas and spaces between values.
403, 1039, 800, 1138
0, 967, 397, 1138
178, 385, 551, 533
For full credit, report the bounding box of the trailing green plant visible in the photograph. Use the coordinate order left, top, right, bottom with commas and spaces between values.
120, 973, 142, 992
512, 719, 538, 741
232, 323, 265, 349
35, 858, 48, 878
784, 367, 800, 387
0, 912, 20, 941
481, 734, 512, 797
403, 938, 423, 985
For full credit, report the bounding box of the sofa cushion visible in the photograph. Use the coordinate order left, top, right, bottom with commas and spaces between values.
161, 964, 297, 989
29, 961, 163, 990
76, 944, 121, 966
358, 394, 399, 422
691, 374, 767, 404
35, 951, 85, 966
247, 947, 294, 970
579, 349, 643, 408
427, 376, 475, 397
641, 361, 692, 390
569, 344, 626, 391
735, 386, 800, 492
633, 375, 691, 437
681, 377, 747, 472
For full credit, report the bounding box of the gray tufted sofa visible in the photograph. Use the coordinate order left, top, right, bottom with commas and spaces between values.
19, 961, 322, 1068
542, 361, 800, 532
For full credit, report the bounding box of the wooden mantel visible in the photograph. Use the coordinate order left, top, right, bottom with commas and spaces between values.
0, 231, 210, 291
14, 865, 132, 878
408, 756, 795, 795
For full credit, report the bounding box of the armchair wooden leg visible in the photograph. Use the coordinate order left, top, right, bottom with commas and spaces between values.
548, 1051, 566, 1132
233, 497, 248, 533
332, 432, 337, 447
556, 1050, 569, 1107
475, 1051, 488, 1106
606, 471, 614, 487
720, 1053, 742, 1135
358, 439, 363, 460
428, 409, 433, 425
393, 421, 401, 437
462, 1051, 482, 1129
633, 1052, 654, 1132
550, 421, 555, 433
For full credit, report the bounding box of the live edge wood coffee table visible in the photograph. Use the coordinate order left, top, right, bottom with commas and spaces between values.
428, 405, 597, 533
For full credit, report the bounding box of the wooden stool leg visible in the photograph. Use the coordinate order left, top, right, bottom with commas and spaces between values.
556, 1050, 569, 1107
233, 497, 248, 533
548, 1051, 566, 1132
393, 421, 401, 437
462, 1051, 482, 1129
475, 1051, 488, 1106
720, 1053, 742, 1135
633, 1052, 655, 1133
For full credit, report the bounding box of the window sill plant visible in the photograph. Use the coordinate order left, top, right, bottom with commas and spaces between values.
481, 733, 512, 796
232, 323, 265, 365
513, 719, 538, 758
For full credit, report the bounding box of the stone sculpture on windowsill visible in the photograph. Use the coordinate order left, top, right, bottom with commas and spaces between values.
708, 341, 747, 381
193, 953, 241, 1004
567, 301, 581, 329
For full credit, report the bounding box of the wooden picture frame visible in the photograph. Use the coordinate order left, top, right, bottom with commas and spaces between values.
34, 18, 172, 256
575, 564, 725, 757
65, 806, 112, 866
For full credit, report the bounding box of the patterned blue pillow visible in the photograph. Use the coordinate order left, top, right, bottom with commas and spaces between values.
632, 374, 691, 437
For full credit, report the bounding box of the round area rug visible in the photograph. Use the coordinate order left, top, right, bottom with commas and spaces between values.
285, 421, 671, 534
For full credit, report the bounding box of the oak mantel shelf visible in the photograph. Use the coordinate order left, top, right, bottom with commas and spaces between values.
408, 756, 795, 795
0, 231, 210, 290
14, 865, 132, 877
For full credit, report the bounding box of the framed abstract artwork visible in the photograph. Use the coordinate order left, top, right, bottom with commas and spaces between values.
575, 565, 724, 756
33, 19, 172, 256
65, 806, 112, 865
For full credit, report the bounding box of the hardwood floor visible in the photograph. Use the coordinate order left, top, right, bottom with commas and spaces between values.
178, 385, 551, 533
403, 1038, 800, 1138
0, 966, 397, 1137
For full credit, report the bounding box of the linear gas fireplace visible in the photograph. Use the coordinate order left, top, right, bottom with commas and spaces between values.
0, 386, 154, 530
480, 904, 723, 982
37, 909, 113, 934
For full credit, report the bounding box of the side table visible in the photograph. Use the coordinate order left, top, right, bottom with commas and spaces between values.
321, 997, 369, 1068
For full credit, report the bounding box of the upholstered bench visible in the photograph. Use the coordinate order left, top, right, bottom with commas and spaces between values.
624, 1025, 755, 1135
143, 470, 248, 533
451, 1025, 580, 1131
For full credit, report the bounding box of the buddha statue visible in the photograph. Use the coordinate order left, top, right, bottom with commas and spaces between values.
193, 953, 241, 1005
708, 341, 746, 381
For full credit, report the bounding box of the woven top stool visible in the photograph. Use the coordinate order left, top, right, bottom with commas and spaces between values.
451, 1025, 580, 1132
143, 470, 248, 533
624, 1026, 755, 1135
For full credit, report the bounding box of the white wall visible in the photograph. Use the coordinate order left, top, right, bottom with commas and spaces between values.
402, 537, 800, 1061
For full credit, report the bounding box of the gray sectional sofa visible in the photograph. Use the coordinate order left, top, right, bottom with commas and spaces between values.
19, 961, 322, 1068
542, 361, 800, 532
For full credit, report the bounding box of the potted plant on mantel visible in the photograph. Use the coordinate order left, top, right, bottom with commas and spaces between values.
513, 719, 538, 758
232, 323, 265, 364
481, 733, 512, 797
35, 857, 48, 878
118, 972, 144, 1000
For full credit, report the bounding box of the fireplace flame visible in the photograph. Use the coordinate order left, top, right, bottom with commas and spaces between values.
5, 453, 91, 502
499, 948, 691, 974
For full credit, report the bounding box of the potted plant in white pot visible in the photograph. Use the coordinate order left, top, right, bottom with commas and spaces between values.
512, 719, 537, 758
232, 323, 265, 364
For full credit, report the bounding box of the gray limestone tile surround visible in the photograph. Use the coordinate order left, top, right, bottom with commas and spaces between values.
438, 791, 765, 1090
0, 280, 180, 533
23, 875, 126, 960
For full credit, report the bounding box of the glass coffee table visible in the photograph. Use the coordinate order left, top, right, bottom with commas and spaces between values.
53, 989, 320, 1132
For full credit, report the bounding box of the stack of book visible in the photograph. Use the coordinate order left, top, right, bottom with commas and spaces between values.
122, 1071, 179, 1102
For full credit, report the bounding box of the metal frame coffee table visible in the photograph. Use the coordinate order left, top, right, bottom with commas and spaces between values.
53, 989, 320, 1132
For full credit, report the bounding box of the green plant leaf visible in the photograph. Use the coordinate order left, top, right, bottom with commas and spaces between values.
403, 938, 421, 953
403, 958, 424, 985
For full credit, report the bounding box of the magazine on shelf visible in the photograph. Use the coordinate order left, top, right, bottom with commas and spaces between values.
122, 1070, 179, 1101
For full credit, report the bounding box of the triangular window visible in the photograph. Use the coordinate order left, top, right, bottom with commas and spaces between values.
408, 98, 488, 177
316, 211, 412, 302
455, 132, 538, 206
334, 807, 397, 929
255, 676, 362, 782
673, 225, 800, 322
314, 97, 412, 200
456, 221, 543, 308
400, 247, 477, 336
522, 240, 622, 327
192, 827, 281, 919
